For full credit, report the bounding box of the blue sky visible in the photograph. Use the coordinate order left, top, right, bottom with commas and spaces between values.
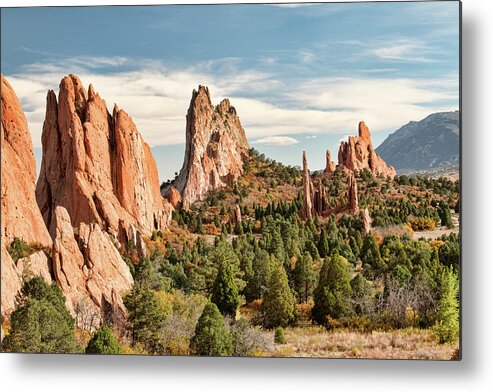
1, 1, 460, 181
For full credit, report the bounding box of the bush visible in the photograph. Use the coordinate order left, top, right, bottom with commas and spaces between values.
434, 267, 459, 344
2, 277, 80, 353
190, 303, 233, 356
408, 217, 436, 231
85, 325, 122, 354
274, 327, 286, 344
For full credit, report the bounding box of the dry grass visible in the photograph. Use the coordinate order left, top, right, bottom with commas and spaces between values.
274, 326, 458, 360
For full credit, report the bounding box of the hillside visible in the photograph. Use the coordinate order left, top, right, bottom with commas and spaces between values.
376, 111, 459, 172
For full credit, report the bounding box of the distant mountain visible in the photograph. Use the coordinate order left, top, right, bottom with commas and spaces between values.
376, 111, 459, 172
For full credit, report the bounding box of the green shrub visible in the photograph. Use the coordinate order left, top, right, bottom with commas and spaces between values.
434, 267, 459, 344
190, 303, 233, 356
274, 327, 286, 344
85, 325, 122, 354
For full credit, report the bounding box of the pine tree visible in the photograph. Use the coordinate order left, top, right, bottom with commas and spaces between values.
318, 229, 329, 258
434, 267, 459, 344
85, 325, 122, 354
261, 262, 298, 328
2, 277, 80, 353
312, 253, 353, 325
124, 287, 164, 354
293, 252, 316, 303
211, 261, 240, 318
190, 303, 233, 356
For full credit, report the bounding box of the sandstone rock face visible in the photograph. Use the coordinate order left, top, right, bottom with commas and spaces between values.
324, 149, 336, 175
16, 251, 53, 284
52, 206, 133, 319
301, 151, 314, 220
338, 121, 396, 178
1, 244, 22, 317
347, 171, 359, 215
362, 208, 372, 236
1, 75, 52, 247
234, 204, 242, 224
171, 86, 249, 209
166, 185, 182, 209
36, 74, 172, 241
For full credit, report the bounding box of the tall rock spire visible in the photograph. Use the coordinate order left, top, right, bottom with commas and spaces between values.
301, 151, 314, 220
347, 171, 359, 215
324, 149, 336, 175
338, 121, 396, 178
170, 86, 249, 210
35, 74, 172, 240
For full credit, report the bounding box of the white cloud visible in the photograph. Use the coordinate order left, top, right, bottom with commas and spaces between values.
252, 136, 299, 146
5, 55, 458, 152
371, 40, 438, 63
305, 135, 317, 139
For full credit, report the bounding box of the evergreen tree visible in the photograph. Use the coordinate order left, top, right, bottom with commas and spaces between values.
438, 201, 453, 229
85, 325, 122, 354
312, 253, 353, 325
190, 303, 233, 356
293, 252, 316, 303
434, 267, 459, 344
261, 262, 298, 328
350, 273, 373, 315
318, 229, 329, 258
124, 287, 164, 354
3, 277, 80, 353
211, 261, 240, 318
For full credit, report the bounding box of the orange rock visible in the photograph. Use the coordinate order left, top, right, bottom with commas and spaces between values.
324, 149, 336, 175
347, 171, 359, 215
1, 75, 52, 247
173, 86, 249, 209
52, 206, 133, 319
362, 208, 372, 235
165, 185, 182, 209
301, 151, 314, 220
338, 121, 396, 178
1, 243, 22, 317
36, 74, 172, 241
16, 251, 53, 284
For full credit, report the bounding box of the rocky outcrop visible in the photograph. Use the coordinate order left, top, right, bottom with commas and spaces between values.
338, 121, 396, 178
16, 251, 53, 284
1, 75, 52, 247
301, 151, 314, 220
233, 205, 242, 224
1, 244, 22, 317
52, 206, 133, 319
170, 86, 249, 209
347, 171, 359, 215
324, 149, 336, 175
166, 185, 182, 210
362, 208, 372, 236
36, 74, 172, 242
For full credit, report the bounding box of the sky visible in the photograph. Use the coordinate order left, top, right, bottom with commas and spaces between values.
1, 1, 460, 182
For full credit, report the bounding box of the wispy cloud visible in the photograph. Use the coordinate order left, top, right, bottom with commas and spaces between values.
371, 40, 438, 63
252, 136, 299, 146
6, 54, 458, 153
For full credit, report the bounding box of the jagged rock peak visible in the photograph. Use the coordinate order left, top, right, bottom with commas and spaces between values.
324, 149, 336, 175
36, 74, 172, 241
338, 121, 396, 178
347, 171, 359, 215
301, 151, 314, 220
1, 75, 52, 247
170, 85, 249, 209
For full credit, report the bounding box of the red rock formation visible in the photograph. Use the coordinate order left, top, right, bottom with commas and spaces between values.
1, 244, 22, 317
171, 86, 249, 209
36, 74, 172, 241
16, 251, 53, 284
234, 204, 242, 224
324, 149, 336, 175
166, 185, 182, 209
362, 208, 372, 236
52, 206, 133, 318
301, 151, 314, 220
1, 75, 52, 247
347, 171, 359, 215
338, 121, 396, 178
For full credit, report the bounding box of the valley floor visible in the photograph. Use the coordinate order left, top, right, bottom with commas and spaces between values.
273, 326, 458, 360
